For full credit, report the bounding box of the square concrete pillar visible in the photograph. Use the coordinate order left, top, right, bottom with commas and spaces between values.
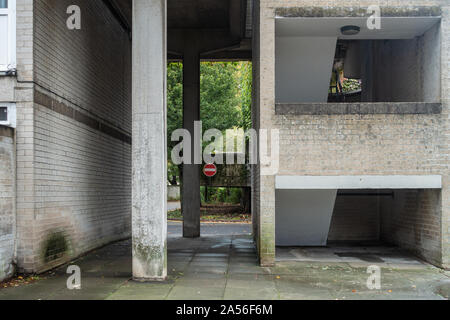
132, 0, 167, 281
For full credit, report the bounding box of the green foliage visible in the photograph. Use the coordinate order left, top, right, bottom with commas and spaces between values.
167, 61, 253, 184
200, 62, 242, 132
167, 62, 183, 153
342, 78, 361, 92
201, 187, 243, 204
238, 62, 253, 130
43, 232, 68, 263
167, 62, 252, 146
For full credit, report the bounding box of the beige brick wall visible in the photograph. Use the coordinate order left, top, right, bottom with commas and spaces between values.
255, 0, 450, 268
15, 0, 132, 273
0, 127, 15, 281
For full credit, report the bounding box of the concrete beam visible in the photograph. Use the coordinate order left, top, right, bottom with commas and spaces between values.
275, 102, 442, 115
276, 175, 442, 190
168, 29, 242, 55
132, 0, 167, 281
182, 42, 201, 239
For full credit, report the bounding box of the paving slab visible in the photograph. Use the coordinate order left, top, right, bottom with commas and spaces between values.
0, 223, 448, 300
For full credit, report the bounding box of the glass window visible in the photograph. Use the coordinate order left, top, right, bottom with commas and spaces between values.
0, 0, 14, 71
0, 107, 7, 121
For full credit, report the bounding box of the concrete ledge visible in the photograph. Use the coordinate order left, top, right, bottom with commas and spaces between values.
275, 103, 442, 115
275, 6, 442, 18
0, 125, 14, 138
34, 90, 131, 144
276, 175, 442, 190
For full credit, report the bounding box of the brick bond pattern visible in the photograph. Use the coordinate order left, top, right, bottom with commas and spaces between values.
253, 0, 450, 268
0, 128, 15, 281
15, 0, 132, 273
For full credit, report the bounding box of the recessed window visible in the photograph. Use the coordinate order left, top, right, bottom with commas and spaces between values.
0, 0, 15, 71
0, 107, 7, 121
0, 103, 16, 127
275, 16, 441, 104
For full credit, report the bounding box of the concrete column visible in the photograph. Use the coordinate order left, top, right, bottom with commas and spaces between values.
182, 44, 201, 238
132, 0, 167, 281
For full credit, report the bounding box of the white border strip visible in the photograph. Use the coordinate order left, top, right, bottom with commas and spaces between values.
276, 175, 442, 190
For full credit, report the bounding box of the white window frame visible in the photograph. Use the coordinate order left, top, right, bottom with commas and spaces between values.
0, 102, 16, 128
0, 0, 16, 72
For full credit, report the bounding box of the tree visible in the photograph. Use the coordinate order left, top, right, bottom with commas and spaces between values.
237, 62, 252, 130
166, 61, 252, 183
200, 62, 241, 132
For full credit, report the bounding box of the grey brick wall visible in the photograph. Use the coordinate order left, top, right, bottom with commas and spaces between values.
15, 0, 132, 273
0, 126, 15, 281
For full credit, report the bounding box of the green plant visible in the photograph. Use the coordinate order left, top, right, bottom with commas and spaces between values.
43, 231, 68, 263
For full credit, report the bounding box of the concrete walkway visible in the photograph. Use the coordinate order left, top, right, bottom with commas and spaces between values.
0, 222, 448, 300
167, 201, 181, 212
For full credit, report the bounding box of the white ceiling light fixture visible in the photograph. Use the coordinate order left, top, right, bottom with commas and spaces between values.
340, 25, 361, 36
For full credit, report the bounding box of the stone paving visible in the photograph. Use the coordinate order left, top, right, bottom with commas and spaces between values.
0, 223, 449, 300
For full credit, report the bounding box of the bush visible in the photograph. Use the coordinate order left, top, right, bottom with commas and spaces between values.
201, 187, 243, 205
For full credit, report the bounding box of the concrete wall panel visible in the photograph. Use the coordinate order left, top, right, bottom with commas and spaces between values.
276, 189, 337, 246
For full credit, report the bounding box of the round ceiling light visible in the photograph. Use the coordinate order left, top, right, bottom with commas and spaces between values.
341, 25, 361, 36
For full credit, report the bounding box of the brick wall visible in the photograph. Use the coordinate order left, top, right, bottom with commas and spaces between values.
0, 126, 15, 281
380, 190, 442, 266
440, 5, 450, 269
328, 195, 381, 242
255, 0, 450, 268
368, 23, 441, 103
8, 0, 35, 277
15, 0, 132, 273
371, 39, 421, 102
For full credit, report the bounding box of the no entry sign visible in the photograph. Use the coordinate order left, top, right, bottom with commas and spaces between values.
203, 164, 217, 177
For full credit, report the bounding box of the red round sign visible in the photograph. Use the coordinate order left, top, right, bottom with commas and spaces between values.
203, 164, 217, 177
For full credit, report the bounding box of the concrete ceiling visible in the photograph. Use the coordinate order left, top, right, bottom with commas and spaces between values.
276, 17, 441, 39
108, 0, 252, 60
109, 0, 251, 33
168, 0, 230, 29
